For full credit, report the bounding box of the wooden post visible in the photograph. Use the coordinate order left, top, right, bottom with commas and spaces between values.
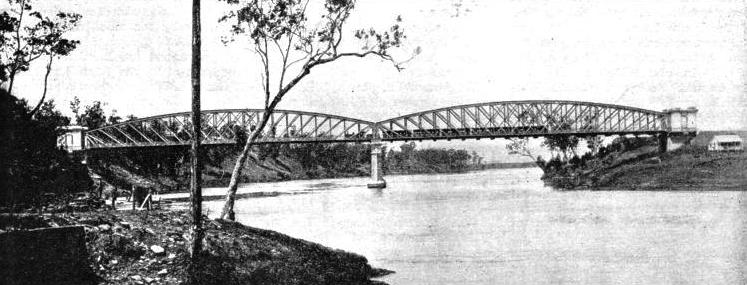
188, 0, 204, 281
131, 185, 136, 210
111, 186, 117, 209
147, 188, 152, 211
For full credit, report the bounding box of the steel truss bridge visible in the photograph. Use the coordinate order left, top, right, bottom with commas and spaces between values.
82, 100, 692, 150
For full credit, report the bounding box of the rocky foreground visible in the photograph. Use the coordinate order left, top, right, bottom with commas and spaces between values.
3, 210, 390, 285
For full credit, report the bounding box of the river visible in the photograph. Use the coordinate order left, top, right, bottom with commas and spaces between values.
196, 168, 747, 284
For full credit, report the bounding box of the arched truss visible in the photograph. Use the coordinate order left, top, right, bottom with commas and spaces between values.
85, 109, 374, 149
376, 100, 665, 141
83, 101, 667, 149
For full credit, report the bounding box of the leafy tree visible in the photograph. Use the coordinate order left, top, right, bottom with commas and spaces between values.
0, 0, 81, 116
33, 99, 70, 128
107, 109, 122, 125
505, 138, 538, 161
542, 135, 579, 161
0, 88, 90, 209
77, 100, 107, 129
586, 135, 603, 155
69, 95, 80, 121
69, 96, 127, 128
218, 0, 416, 220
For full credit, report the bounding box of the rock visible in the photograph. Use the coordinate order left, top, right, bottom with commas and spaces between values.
642, 157, 662, 164
157, 269, 168, 275
150, 245, 165, 254
167, 253, 176, 259
111, 259, 118, 265
131, 275, 142, 281
144, 277, 154, 283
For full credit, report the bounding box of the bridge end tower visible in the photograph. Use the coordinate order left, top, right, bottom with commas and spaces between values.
659, 107, 698, 152
57, 125, 87, 153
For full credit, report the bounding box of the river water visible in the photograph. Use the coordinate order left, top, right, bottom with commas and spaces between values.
197, 168, 747, 284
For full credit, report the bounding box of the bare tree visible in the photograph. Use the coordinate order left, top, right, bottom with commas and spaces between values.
218, 0, 417, 220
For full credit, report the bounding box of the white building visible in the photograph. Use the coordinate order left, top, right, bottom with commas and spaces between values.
707, 135, 743, 151
57, 125, 87, 152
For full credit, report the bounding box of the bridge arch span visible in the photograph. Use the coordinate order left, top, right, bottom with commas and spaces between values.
375, 100, 666, 141
85, 109, 375, 149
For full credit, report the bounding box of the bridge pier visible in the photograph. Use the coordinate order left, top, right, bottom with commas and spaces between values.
367, 142, 386, 189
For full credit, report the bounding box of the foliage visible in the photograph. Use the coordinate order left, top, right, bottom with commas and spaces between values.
0, 88, 90, 208
385, 142, 472, 173
68, 96, 128, 130
0, 0, 81, 96
77, 100, 106, 129
505, 138, 537, 160
537, 135, 660, 178
542, 135, 579, 161
585, 135, 603, 155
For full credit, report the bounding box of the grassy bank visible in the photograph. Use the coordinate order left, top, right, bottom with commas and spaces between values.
593, 147, 747, 190
2, 210, 390, 285
544, 144, 747, 190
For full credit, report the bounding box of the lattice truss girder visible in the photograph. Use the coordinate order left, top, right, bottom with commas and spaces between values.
377, 101, 664, 140
85, 109, 374, 149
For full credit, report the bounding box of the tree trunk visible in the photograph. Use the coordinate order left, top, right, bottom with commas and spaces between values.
219, 112, 271, 220
28, 54, 54, 118
188, 0, 203, 281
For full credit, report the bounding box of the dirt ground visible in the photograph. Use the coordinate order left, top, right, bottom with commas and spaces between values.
2, 210, 391, 285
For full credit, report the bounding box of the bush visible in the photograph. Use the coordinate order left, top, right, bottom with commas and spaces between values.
0, 89, 91, 209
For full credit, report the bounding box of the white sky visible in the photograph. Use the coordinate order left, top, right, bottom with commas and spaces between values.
6, 0, 747, 161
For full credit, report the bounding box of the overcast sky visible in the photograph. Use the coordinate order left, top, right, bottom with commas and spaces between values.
5, 0, 747, 161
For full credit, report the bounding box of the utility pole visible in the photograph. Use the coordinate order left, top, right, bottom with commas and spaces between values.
188, 0, 203, 280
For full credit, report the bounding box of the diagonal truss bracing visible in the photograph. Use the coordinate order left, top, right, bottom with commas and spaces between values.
84, 100, 667, 149
376, 100, 665, 141
85, 109, 375, 149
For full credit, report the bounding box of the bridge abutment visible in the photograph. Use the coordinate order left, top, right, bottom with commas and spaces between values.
659, 132, 697, 153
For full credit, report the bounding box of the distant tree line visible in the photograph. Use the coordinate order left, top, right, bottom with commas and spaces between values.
385, 142, 473, 174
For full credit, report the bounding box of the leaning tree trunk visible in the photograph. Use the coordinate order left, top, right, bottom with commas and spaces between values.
219, 62, 311, 221
219, 111, 272, 220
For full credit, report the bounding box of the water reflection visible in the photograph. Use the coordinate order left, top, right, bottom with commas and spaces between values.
199, 168, 747, 284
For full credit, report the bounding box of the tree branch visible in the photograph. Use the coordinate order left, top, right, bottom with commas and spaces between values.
28, 53, 53, 118
8, 0, 26, 94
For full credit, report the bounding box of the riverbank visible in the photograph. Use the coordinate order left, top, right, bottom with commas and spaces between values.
1, 210, 391, 285
90, 150, 529, 196
544, 144, 747, 190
